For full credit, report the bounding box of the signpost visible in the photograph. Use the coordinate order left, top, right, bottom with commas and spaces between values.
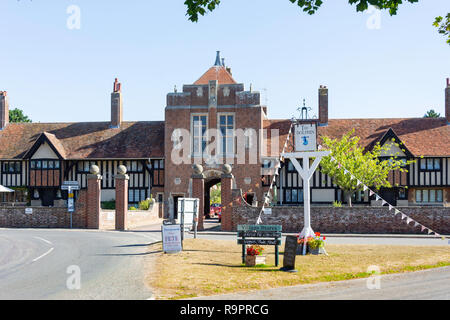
282, 122, 330, 255
178, 198, 199, 240
61, 181, 80, 229
237, 225, 282, 266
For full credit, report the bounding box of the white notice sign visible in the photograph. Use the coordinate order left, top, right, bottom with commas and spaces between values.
295, 124, 317, 152
162, 224, 182, 253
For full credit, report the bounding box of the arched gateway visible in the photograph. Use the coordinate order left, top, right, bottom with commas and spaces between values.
191, 164, 233, 231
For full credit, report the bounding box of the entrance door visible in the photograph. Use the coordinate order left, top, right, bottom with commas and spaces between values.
173, 195, 182, 219
380, 188, 397, 206
40, 188, 56, 207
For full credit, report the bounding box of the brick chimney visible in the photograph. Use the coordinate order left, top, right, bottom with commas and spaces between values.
0, 91, 9, 130
111, 78, 123, 128
446, 78, 450, 125
318, 85, 328, 126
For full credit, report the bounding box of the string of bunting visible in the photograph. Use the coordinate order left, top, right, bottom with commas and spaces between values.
328, 154, 446, 240
256, 122, 294, 225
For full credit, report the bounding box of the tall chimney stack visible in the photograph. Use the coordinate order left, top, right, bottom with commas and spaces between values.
318, 85, 328, 126
111, 78, 123, 128
0, 91, 9, 130
446, 78, 450, 125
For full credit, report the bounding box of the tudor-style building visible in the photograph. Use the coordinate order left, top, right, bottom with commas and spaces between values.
0, 52, 449, 217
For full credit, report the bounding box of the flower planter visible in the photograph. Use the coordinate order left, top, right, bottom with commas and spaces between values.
245, 255, 266, 267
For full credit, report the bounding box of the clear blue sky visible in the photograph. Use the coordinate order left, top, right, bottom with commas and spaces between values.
0, 0, 449, 123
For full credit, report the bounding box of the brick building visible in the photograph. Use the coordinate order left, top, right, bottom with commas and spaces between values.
0, 52, 449, 219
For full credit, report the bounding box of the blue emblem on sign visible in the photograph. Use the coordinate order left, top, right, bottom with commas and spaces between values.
302, 136, 309, 146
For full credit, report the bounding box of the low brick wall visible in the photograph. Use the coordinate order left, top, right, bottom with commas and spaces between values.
100, 203, 162, 230
232, 205, 450, 235
0, 205, 87, 228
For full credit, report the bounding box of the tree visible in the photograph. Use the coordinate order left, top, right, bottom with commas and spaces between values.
184, 1, 449, 44
9, 108, 32, 123
424, 109, 440, 118
319, 129, 414, 207
210, 183, 221, 205
433, 14, 450, 45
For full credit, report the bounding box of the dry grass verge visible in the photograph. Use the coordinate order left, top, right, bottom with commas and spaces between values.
145, 239, 450, 300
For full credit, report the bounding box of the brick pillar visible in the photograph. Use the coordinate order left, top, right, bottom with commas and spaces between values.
86, 165, 102, 229
221, 172, 233, 231
115, 165, 129, 231
192, 173, 205, 231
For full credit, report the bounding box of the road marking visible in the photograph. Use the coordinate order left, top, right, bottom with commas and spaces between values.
32, 247, 54, 262
34, 236, 52, 245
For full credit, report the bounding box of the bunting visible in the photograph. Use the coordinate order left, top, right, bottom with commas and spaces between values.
328, 156, 445, 240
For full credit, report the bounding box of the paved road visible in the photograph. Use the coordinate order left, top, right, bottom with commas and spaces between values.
193, 266, 450, 300
0, 227, 162, 300
1, 221, 447, 300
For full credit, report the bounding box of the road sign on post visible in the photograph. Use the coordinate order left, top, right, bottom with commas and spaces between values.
61, 181, 80, 228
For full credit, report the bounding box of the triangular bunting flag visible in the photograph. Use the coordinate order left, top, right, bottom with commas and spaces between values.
381, 200, 387, 206
394, 209, 401, 215
363, 185, 368, 191
369, 190, 374, 196
388, 205, 393, 211
375, 195, 381, 201
414, 222, 420, 227
406, 217, 412, 224
256, 216, 262, 225
421, 226, 426, 232
401, 213, 407, 220
428, 229, 433, 235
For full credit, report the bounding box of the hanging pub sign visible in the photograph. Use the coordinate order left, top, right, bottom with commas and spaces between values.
294, 124, 317, 152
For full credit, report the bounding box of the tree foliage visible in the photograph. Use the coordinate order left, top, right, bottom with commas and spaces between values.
184, 1, 449, 44
9, 108, 32, 123
185, 0, 419, 22
433, 14, 450, 45
424, 109, 440, 118
319, 129, 414, 206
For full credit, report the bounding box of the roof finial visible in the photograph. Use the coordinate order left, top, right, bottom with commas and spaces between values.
214, 51, 221, 66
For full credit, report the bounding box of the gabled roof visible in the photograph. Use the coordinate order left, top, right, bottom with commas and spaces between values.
263, 118, 450, 157
23, 132, 67, 159
194, 66, 237, 85
0, 121, 165, 160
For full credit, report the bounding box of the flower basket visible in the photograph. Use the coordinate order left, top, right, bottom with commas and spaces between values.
297, 232, 326, 255
245, 255, 266, 267
245, 245, 265, 266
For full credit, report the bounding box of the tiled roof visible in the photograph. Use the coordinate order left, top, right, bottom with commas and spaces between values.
263, 118, 450, 157
194, 66, 236, 85
0, 121, 165, 160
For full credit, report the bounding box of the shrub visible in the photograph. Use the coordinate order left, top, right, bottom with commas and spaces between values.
333, 201, 342, 207
101, 200, 115, 210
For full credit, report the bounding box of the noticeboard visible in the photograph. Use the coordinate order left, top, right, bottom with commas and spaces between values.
161, 224, 182, 253
178, 198, 199, 232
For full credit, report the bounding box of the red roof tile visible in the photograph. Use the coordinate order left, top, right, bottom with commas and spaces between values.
194, 66, 236, 85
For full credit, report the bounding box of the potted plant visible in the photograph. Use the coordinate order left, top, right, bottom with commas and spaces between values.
245, 245, 265, 266
297, 232, 326, 255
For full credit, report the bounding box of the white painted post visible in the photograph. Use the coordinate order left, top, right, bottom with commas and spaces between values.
282, 151, 330, 255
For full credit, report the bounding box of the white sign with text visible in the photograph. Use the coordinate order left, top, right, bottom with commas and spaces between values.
295, 124, 317, 152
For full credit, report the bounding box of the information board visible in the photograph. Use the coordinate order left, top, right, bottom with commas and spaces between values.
161, 224, 182, 253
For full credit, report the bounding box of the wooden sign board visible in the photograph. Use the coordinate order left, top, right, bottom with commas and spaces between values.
237, 225, 282, 266
282, 235, 298, 271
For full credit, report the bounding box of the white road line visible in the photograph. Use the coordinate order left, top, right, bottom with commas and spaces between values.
32, 247, 54, 262
34, 236, 52, 245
